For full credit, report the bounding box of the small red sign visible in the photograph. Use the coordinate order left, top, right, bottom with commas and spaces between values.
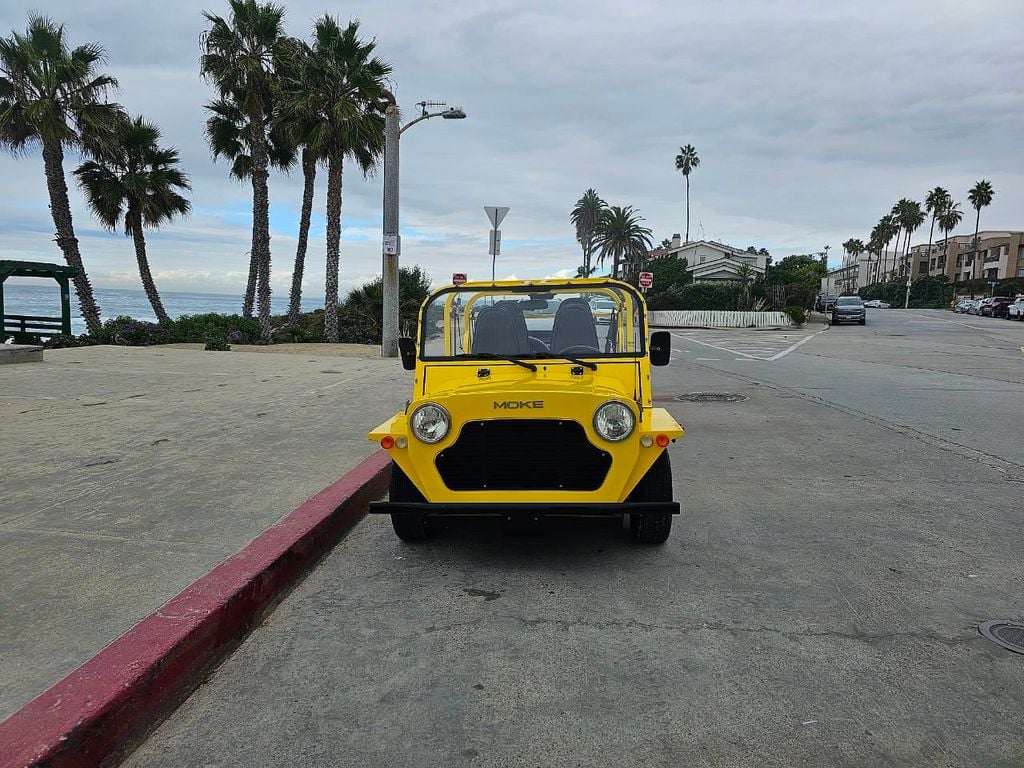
452, 272, 467, 286
638, 271, 654, 289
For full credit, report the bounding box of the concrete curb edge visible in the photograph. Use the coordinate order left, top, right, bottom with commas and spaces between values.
0, 450, 391, 768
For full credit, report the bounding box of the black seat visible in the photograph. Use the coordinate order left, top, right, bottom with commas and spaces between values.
472, 306, 518, 355
550, 301, 599, 353
494, 301, 530, 354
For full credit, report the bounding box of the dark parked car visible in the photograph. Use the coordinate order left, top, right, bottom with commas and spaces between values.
831, 296, 866, 325
982, 296, 1015, 318
815, 293, 838, 312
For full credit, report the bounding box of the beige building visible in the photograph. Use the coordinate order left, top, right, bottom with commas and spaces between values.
648, 235, 767, 282
905, 231, 1024, 282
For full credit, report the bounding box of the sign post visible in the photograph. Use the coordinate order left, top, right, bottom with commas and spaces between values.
484, 206, 509, 282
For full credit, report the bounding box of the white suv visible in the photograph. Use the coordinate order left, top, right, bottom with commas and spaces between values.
1008, 296, 1024, 321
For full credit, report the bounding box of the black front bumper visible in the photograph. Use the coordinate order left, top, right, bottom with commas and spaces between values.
370, 501, 680, 517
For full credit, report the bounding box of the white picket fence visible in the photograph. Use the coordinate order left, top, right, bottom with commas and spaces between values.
649, 310, 793, 328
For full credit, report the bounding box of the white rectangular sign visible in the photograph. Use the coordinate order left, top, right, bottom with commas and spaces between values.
383, 234, 400, 256
488, 229, 501, 256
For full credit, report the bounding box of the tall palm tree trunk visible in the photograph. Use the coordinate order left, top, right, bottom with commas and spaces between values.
287, 147, 316, 324
684, 174, 690, 243
972, 208, 981, 280
248, 104, 273, 342
324, 152, 343, 343
41, 140, 102, 335
243, 251, 258, 317
926, 216, 936, 274
126, 208, 169, 323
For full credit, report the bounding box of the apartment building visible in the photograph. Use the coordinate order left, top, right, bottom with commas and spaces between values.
906, 231, 1024, 282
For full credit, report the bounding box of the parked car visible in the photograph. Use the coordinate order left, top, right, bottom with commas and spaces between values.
1007, 297, 1024, 321
369, 277, 683, 544
966, 299, 984, 315
815, 293, 838, 312
831, 296, 866, 325
863, 299, 891, 308
953, 299, 972, 313
984, 296, 1015, 318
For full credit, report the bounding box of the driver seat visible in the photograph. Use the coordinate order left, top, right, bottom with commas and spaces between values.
550, 301, 599, 353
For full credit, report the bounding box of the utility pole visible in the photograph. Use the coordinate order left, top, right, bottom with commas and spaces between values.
381, 102, 401, 358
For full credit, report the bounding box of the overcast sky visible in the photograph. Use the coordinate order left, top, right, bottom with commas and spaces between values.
2, 0, 1022, 301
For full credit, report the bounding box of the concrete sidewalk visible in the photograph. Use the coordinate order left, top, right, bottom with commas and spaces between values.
0, 344, 409, 720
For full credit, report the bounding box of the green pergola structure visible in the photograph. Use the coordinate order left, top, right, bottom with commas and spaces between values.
1, 260, 79, 341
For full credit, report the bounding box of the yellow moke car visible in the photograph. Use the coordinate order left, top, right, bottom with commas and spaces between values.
368, 278, 684, 544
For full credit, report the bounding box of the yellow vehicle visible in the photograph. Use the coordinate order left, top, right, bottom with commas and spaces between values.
368, 278, 684, 543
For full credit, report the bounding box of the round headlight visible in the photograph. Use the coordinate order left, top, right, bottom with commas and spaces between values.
410, 403, 450, 444
593, 401, 635, 442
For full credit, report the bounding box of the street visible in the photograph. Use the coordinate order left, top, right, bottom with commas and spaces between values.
126, 309, 1024, 768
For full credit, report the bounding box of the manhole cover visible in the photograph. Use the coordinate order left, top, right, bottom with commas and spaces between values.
673, 392, 748, 403
979, 620, 1024, 654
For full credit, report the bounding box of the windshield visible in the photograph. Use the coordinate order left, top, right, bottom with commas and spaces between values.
836, 297, 863, 306
420, 284, 644, 359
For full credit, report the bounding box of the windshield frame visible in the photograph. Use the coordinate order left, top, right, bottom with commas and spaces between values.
417, 281, 648, 362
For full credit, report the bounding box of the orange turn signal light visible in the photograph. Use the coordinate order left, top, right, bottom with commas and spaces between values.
380, 435, 395, 449
655, 433, 670, 448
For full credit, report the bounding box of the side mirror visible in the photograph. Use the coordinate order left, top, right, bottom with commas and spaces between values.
649, 330, 671, 367
398, 337, 417, 370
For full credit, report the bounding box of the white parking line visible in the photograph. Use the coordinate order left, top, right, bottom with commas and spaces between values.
672, 328, 827, 361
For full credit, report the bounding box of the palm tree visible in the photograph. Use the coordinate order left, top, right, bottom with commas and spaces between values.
875, 215, 899, 280
734, 261, 755, 309
674, 144, 699, 243
283, 16, 390, 343
74, 114, 191, 323
938, 202, 963, 281
0, 16, 122, 335
594, 205, 653, 281
967, 180, 995, 279
201, 0, 290, 341
897, 200, 925, 278
570, 189, 606, 277
277, 38, 320, 324
924, 186, 950, 272
204, 91, 294, 318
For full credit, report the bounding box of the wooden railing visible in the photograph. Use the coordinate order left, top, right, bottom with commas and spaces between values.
3, 314, 66, 339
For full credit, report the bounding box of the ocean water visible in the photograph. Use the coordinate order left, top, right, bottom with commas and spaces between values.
2, 283, 325, 336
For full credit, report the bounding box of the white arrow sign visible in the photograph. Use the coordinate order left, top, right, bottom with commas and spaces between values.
484, 206, 509, 229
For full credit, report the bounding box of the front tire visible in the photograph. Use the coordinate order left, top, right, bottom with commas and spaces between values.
859, 318, 866, 325
388, 463, 430, 542
627, 452, 674, 544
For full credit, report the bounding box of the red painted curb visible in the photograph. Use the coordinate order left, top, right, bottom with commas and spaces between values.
0, 450, 391, 768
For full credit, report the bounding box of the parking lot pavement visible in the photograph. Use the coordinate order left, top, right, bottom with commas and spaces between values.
0, 345, 408, 720
670, 326, 826, 361
128, 311, 1024, 768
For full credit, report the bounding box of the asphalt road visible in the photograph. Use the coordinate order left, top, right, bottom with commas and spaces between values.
127, 309, 1024, 768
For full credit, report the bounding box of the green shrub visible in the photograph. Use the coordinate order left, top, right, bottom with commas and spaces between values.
784, 305, 807, 325
647, 282, 741, 311
172, 313, 261, 344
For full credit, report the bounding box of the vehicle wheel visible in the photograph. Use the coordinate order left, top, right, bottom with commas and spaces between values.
831, 314, 838, 325
388, 463, 430, 542
627, 451, 673, 544
859, 318, 866, 325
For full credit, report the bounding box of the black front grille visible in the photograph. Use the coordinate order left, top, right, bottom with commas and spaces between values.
436, 419, 611, 491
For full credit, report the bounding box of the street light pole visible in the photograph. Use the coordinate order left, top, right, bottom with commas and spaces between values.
380, 99, 466, 358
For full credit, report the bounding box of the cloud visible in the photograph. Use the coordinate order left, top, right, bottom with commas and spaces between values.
0, 0, 1021, 303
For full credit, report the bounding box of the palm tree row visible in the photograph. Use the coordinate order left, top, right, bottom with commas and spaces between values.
201, 1, 390, 342
570, 191, 653, 281
849, 180, 994, 286
2, 4, 391, 343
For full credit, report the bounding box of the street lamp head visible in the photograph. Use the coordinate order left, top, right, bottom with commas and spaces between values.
442, 107, 466, 119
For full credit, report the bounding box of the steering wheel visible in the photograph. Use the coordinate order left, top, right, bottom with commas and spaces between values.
557, 345, 601, 356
